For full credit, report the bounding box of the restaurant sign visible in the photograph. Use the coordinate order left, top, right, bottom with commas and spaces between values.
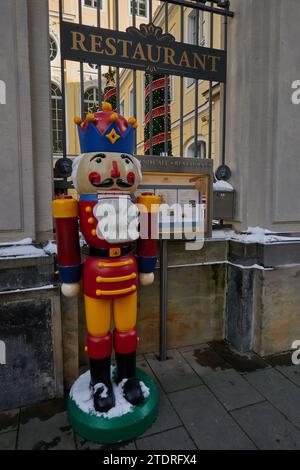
61, 21, 226, 83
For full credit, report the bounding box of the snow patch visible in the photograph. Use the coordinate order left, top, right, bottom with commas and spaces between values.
0, 285, 55, 295
140, 381, 150, 398
0, 237, 33, 247
43, 241, 57, 255
0, 245, 46, 258
213, 180, 234, 192
93, 383, 108, 398
70, 370, 150, 420
212, 226, 300, 245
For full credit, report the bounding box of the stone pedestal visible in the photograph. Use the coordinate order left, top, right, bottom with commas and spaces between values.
0, 253, 63, 411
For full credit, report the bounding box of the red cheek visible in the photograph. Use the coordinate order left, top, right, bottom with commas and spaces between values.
127, 172, 135, 184
89, 172, 101, 184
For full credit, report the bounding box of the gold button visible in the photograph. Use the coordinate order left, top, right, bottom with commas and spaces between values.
96, 290, 101, 296
96, 276, 101, 283
88, 217, 94, 224
98, 262, 104, 268
91, 229, 96, 236
86, 206, 92, 213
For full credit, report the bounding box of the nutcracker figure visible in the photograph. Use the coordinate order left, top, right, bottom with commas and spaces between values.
52, 102, 160, 420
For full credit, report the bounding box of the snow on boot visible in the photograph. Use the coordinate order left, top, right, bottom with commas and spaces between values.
90, 357, 115, 413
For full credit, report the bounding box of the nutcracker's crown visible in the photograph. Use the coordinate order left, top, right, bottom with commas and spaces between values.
74, 102, 137, 154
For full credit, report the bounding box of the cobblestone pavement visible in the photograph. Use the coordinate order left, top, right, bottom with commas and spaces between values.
1, 341, 300, 450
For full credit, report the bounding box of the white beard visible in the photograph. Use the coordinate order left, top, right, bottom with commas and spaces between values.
93, 195, 139, 244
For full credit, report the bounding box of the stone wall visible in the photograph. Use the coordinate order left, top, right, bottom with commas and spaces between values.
0, 0, 52, 243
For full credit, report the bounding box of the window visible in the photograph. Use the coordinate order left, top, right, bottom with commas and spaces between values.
51, 83, 63, 153
130, 0, 148, 18
49, 36, 58, 62
186, 140, 206, 159
84, 0, 103, 9
187, 11, 206, 88
84, 87, 99, 115
120, 100, 125, 116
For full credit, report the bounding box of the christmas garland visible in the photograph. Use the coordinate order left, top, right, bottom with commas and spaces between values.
144, 73, 172, 156
103, 67, 117, 112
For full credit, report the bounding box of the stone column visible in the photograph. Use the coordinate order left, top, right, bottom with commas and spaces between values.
0, 0, 53, 243
226, 0, 300, 233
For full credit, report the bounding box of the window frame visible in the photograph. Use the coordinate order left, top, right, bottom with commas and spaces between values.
49, 35, 58, 63
129, 0, 148, 19
51, 83, 63, 154
185, 138, 207, 159
129, 88, 134, 117
120, 100, 125, 117
83, 0, 103, 10
83, 86, 100, 115
186, 10, 206, 90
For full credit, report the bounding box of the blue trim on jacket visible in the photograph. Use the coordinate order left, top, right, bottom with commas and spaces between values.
58, 264, 82, 283
136, 256, 157, 274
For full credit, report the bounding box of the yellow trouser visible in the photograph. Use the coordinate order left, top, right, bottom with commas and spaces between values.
85, 292, 137, 336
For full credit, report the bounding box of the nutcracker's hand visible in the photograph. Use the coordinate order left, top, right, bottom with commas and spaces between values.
139, 272, 154, 286
61, 282, 81, 298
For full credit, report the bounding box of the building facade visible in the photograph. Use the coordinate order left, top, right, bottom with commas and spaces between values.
49, 0, 222, 165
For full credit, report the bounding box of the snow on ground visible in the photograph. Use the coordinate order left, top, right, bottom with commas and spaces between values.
213, 180, 234, 192
212, 226, 300, 244
70, 369, 150, 420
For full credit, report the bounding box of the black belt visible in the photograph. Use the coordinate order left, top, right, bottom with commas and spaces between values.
89, 244, 135, 258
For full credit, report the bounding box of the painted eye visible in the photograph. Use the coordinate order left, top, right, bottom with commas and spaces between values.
125, 159, 131, 164
96, 158, 102, 163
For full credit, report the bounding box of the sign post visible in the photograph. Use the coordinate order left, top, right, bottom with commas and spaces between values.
137, 156, 213, 361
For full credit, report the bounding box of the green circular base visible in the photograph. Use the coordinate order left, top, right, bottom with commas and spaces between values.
68, 368, 159, 444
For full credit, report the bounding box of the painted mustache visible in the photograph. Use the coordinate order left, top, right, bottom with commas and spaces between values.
91, 177, 133, 188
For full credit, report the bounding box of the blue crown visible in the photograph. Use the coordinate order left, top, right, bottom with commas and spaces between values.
75, 103, 137, 155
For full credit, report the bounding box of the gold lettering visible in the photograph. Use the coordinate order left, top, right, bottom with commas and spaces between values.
163, 47, 177, 66
192, 52, 206, 70
147, 44, 161, 63
71, 31, 88, 52
208, 55, 221, 72
132, 42, 146, 61
179, 50, 191, 68
90, 34, 104, 54
105, 37, 117, 56
118, 39, 133, 58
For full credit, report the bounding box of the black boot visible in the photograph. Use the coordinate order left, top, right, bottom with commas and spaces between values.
116, 352, 144, 406
90, 357, 115, 413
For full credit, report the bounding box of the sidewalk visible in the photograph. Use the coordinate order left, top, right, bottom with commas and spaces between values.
1, 341, 300, 450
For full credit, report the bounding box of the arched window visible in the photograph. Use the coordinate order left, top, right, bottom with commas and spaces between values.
84, 87, 99, 115
49, 36, 58, 62
51, 83, 63, 154
186, 139, 206, 159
